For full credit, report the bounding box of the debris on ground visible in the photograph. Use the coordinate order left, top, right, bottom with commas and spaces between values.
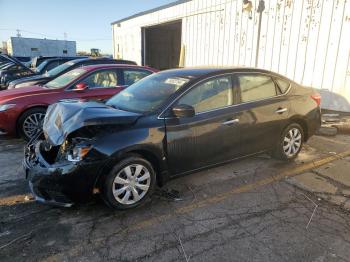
287, 157, 350, 211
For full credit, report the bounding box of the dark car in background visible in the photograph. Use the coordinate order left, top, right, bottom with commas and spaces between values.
14, 56, 32, 67
0, 55, 84, 89
0, 64, 157, 140
30, 56, 87, 68
0, 55, 35, 90
33, 57, 79, 74
24, 67, 322, 209
8, 58, 138, 89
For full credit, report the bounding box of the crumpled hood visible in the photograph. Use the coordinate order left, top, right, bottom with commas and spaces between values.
43, 101, 142, 146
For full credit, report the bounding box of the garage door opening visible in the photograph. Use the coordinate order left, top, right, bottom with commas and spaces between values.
142, 20, 182, 70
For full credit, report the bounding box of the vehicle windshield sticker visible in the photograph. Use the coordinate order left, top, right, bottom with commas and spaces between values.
165, 77, 189, 87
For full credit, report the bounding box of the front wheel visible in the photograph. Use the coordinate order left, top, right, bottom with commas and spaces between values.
273, 123, 304, 161
17, 107, 46, 141
102, 156, 156, 210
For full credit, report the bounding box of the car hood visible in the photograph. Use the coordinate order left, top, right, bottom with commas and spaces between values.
43, 101, 142, 146
0, 85, 57, 103
10, 75, 50, 86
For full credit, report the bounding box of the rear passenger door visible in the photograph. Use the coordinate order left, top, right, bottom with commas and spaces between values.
233, 73, 291, 155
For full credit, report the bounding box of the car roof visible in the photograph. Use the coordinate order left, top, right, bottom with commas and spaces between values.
158, 67, 291, 81
77, 64, 156, 71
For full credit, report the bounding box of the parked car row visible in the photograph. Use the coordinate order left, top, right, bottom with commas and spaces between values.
0, 54, 87, 90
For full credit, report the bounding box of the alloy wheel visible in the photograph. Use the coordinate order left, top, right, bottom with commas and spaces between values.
112, 164, 151, 205
22, 113, 45, 139
283, 128, 302, 157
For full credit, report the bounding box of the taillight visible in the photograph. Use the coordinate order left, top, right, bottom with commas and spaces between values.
311, 93, 321, 106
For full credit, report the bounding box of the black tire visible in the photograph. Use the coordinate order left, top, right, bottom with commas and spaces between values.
17, 107, 46, 141
102, 155, 156, 210
273, 123, 304, 161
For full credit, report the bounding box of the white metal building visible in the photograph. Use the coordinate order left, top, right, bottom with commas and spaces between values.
7, 37, 76, 58
112, 0, 350, 111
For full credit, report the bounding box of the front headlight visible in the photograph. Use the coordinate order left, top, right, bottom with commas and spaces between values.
16, 81, 38, 88
0, 104, 16, 112
67, 145, 91, 162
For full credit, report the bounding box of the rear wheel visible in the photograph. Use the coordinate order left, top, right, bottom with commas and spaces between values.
102, 156, 156, 210
273, 123, 304, 161
18, 107, 46, 141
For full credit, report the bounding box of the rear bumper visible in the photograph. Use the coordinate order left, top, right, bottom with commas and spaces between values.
24, 141, 106, 206
308, 107, 322, 138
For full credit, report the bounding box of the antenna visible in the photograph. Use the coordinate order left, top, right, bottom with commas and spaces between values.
16, 29, 21, 37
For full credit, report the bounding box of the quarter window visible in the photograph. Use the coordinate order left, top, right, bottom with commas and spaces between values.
82, 70, 119, 88
237, 74, 277, 103
178, 76, 233, 113
123, 70, 152, 86
275, 77, 290, 94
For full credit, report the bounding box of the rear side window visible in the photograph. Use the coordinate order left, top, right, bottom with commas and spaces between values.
123, 69, 152, 86
275, 77, 290, 94
237, 74, 277, 103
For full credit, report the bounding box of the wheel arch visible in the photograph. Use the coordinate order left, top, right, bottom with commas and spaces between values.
94, 147, 166, 191
16, 105, 48, 136
287, 117, 309, 141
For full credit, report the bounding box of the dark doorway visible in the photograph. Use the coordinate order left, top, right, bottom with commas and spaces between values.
142, 20, 182, 70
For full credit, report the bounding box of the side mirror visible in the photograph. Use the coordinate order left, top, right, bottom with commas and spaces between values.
74, 82, 87, 91
172, 104, 195, 118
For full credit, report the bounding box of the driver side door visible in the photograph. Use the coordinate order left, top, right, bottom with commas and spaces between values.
165, 74, 242, 176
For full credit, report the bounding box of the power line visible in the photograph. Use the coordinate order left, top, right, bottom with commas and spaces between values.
0, 28, 111, 41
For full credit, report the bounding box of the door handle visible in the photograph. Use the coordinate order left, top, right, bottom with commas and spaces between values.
222, 119, 240, 125
275, 108, 288, 114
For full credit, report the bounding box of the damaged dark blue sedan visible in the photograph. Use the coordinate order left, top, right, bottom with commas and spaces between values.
24, 68, 321, 209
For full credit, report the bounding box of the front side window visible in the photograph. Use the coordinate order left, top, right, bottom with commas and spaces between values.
237, 74, 277, 103
82, 70, 119, 88
177, 76, 233, 114
45, 68, 86, 89
123, 69, 152, 86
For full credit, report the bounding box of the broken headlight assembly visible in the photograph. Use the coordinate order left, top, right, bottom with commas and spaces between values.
67, 145, 91, 162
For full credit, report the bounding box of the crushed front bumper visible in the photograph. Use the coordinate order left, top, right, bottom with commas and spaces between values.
24, 140, 105, 207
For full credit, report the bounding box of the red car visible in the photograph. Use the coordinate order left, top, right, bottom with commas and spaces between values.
0, 64, 157, 140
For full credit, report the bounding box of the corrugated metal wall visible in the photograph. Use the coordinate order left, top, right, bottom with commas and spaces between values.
113, 0, 350, 103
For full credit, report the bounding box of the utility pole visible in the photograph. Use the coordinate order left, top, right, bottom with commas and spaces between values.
255, 0, 265, 67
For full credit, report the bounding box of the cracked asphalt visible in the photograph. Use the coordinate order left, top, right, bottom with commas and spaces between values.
1, 135, 350, 262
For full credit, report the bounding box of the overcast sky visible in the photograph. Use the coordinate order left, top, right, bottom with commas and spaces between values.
0, 0, 175, 54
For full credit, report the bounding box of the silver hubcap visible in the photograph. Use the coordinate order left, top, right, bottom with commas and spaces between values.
112, 164, 151, 205
23, 113, 45, 139
283, 128, 302, 157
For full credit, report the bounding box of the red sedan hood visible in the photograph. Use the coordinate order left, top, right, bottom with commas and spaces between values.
0, 85, 57, 102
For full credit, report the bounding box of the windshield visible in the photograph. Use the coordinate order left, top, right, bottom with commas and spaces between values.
46, 61, 75, 77
45, 68, 86, 89
106, 73, 190, 113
